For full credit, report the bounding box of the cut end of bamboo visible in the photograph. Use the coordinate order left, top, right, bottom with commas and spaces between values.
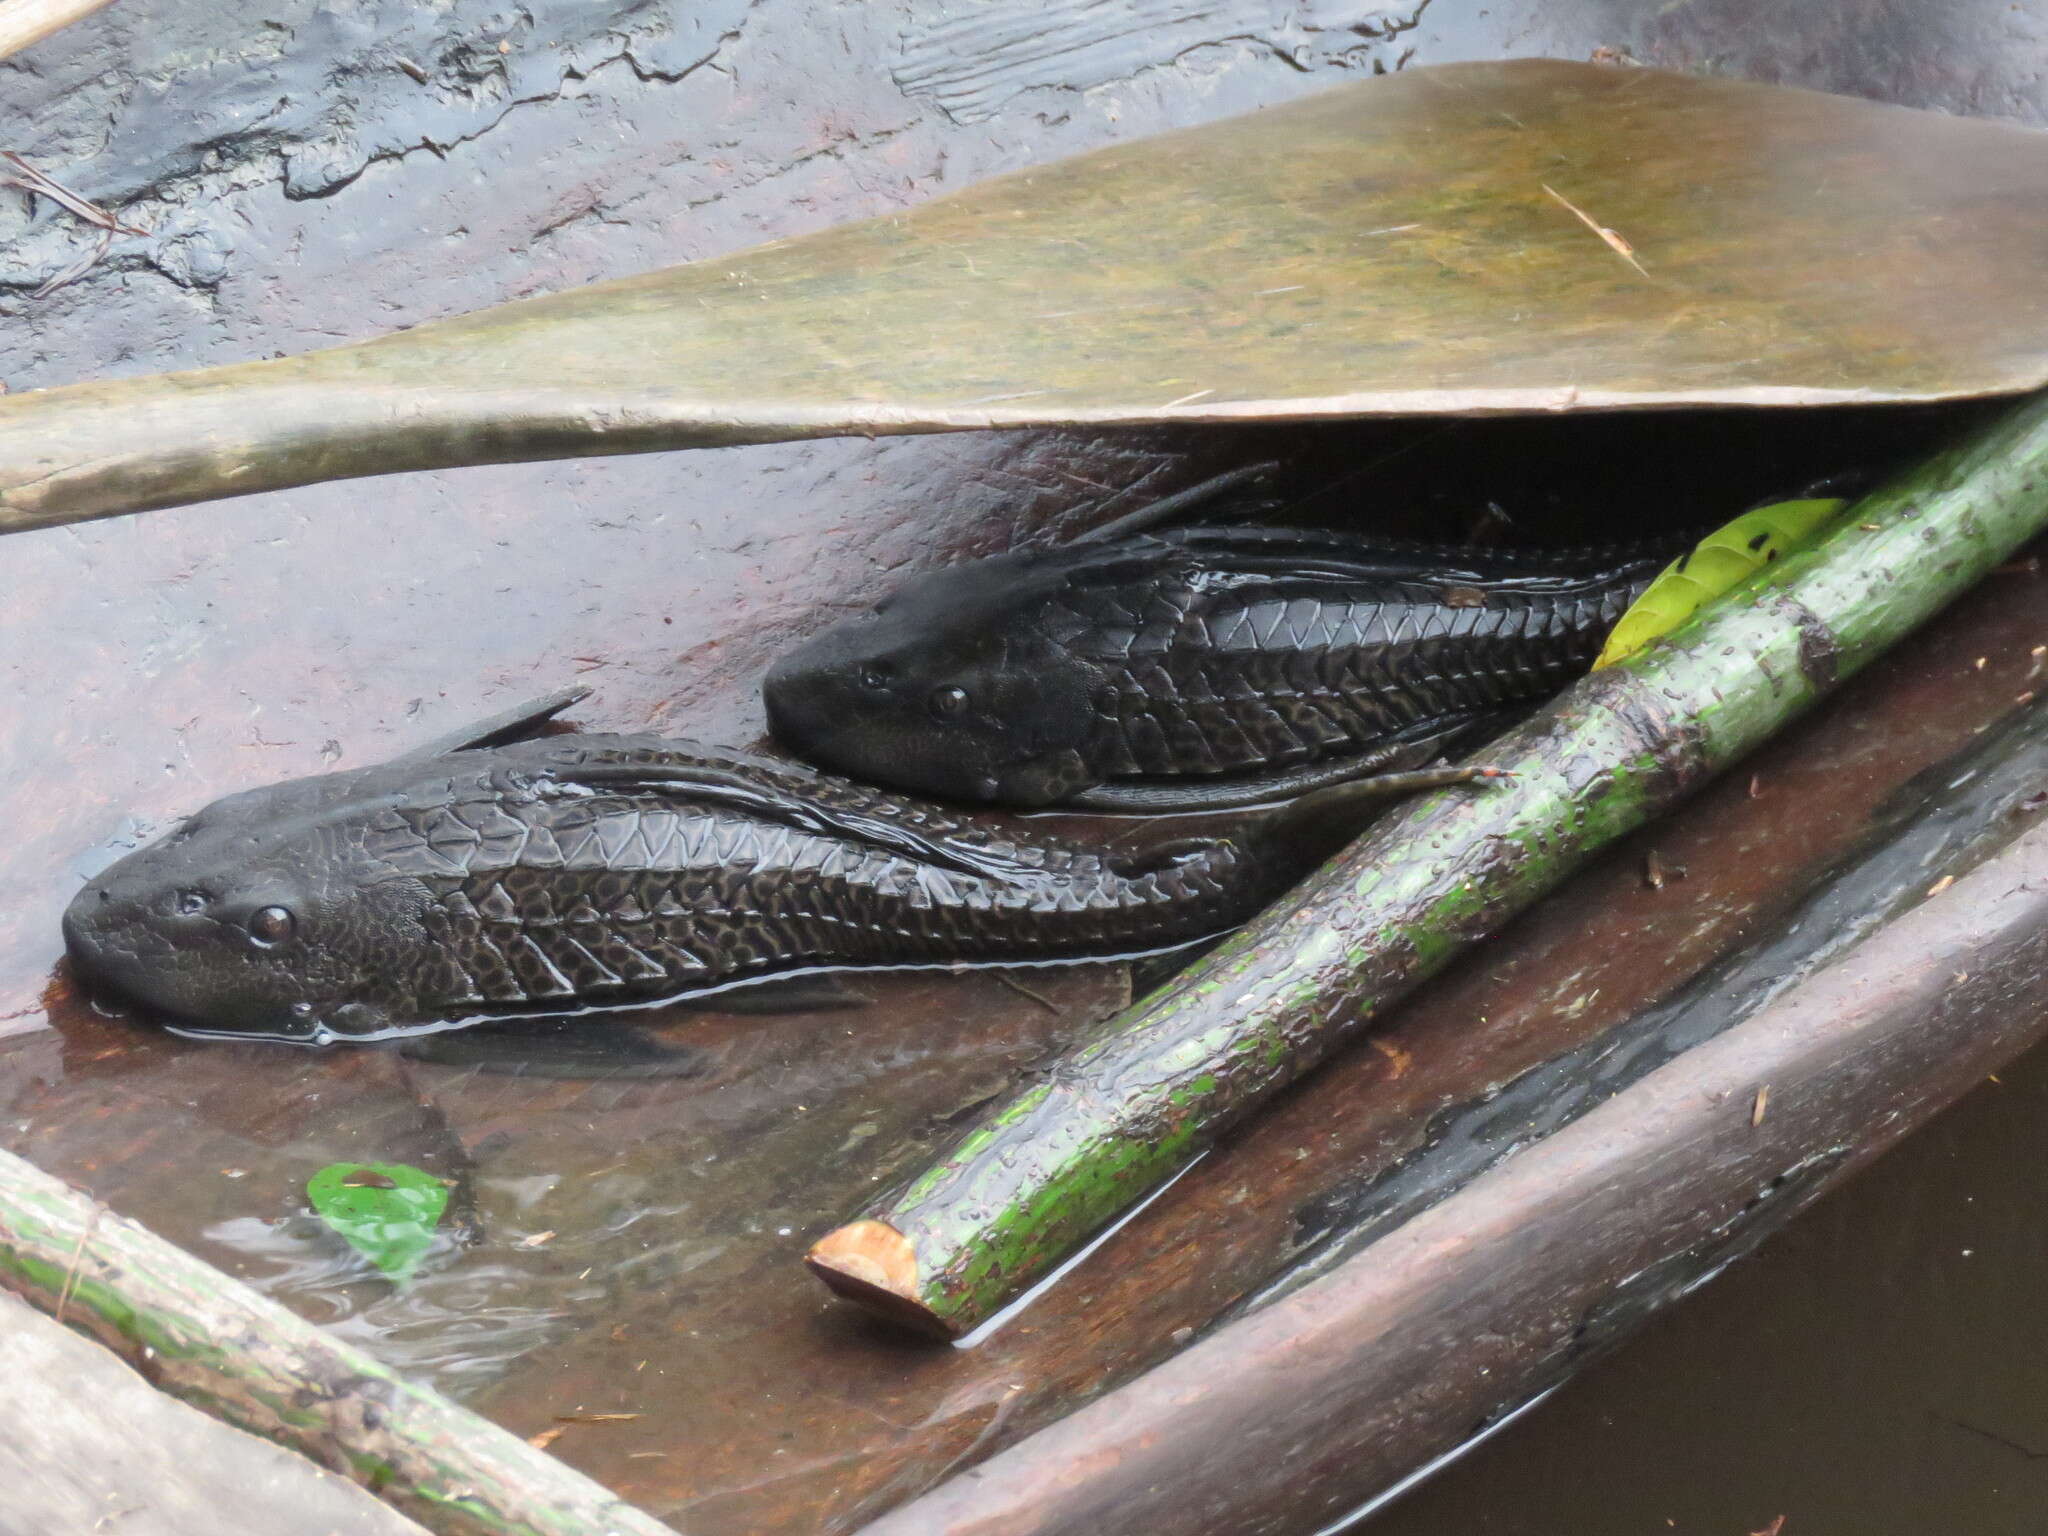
805, 1220, 953, 1340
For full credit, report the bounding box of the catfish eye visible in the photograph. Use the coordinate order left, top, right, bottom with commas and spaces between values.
173, 890, 207, 917
247, 906, 295, 947
860, 668, 888, 690
928, 685, 970, 722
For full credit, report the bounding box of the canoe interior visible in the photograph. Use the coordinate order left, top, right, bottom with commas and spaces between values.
7, 2, 2048, 1532
4, 400, 2042, 1532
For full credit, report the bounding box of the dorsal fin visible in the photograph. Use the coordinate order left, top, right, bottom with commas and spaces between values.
395, 686, 592, 763
544, 751, 1044, 884
1143, 526, 1681, 592
1069, 462, 1280, 544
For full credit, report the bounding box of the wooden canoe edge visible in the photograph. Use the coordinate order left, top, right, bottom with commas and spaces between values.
13, 56, 2048, 534
0, 1147, 681, 1536
860, 814, 2048, 1536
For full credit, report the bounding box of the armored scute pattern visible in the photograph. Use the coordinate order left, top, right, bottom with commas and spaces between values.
62, 735, 1263, 1041
766, 524, 1669, 806
1051, 535, 1649, 780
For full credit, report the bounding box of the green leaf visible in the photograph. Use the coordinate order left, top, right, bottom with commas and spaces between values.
307, 1162, 451, 1283
1593, 498, 1850, 669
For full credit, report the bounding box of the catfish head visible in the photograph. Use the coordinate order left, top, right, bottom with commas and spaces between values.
764, 543, 1155, 807
62, 758, 468, 1044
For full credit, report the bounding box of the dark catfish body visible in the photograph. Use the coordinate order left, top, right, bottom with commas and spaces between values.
62, 735, 1300, 1044
765, 525, 1670, 809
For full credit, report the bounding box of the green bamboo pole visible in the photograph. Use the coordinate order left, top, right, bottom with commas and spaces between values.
806, 387, 2048, 1338
0, 1148, 678, 1536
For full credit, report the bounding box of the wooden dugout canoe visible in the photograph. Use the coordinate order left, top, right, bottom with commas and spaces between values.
9, 524, 2048, 1536
12, 30, 2048, 1536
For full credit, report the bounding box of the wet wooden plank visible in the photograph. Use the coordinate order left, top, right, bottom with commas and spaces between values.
8, 61, 2048, 531
0, 1289, 430, 1536
0, 1142, 686, 1536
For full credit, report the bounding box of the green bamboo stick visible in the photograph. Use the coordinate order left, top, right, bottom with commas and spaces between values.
0, 1147, 677, 1536
806, 387, 2048, 1338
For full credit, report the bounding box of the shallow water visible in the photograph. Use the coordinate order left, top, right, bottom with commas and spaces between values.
1365, 1031, 2048, 1536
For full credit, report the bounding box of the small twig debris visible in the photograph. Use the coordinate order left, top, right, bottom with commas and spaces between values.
55, 1204, 104, 1326
1750, 1085, 1770, 1127
992, 972, 1063, 1015
1541, 182, 1649, 277
0, 151, 144, 298
1938, 1414, 2048, 1462
0, 152, 141, 233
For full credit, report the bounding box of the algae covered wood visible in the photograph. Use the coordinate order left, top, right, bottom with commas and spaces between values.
0, 1147, 678, 1536
0, 1290, 431, 1536
8, 59, 2048, 534
806, 387, 2048, 1338
865, 791, 2048, 1536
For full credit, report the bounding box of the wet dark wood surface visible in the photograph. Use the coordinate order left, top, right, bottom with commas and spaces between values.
5, 5, 2048, 1535
4, 529, 2040, 1536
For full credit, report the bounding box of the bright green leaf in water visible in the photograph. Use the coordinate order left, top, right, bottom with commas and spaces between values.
307, 1161, 451, 1282
1593, 498, 1850, 669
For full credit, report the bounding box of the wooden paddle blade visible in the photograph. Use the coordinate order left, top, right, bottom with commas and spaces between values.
7, 57, 2048, 534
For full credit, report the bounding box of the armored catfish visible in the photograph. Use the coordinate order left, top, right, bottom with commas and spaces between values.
765, 525, 1669, 811
61, 733, 1397, 1044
